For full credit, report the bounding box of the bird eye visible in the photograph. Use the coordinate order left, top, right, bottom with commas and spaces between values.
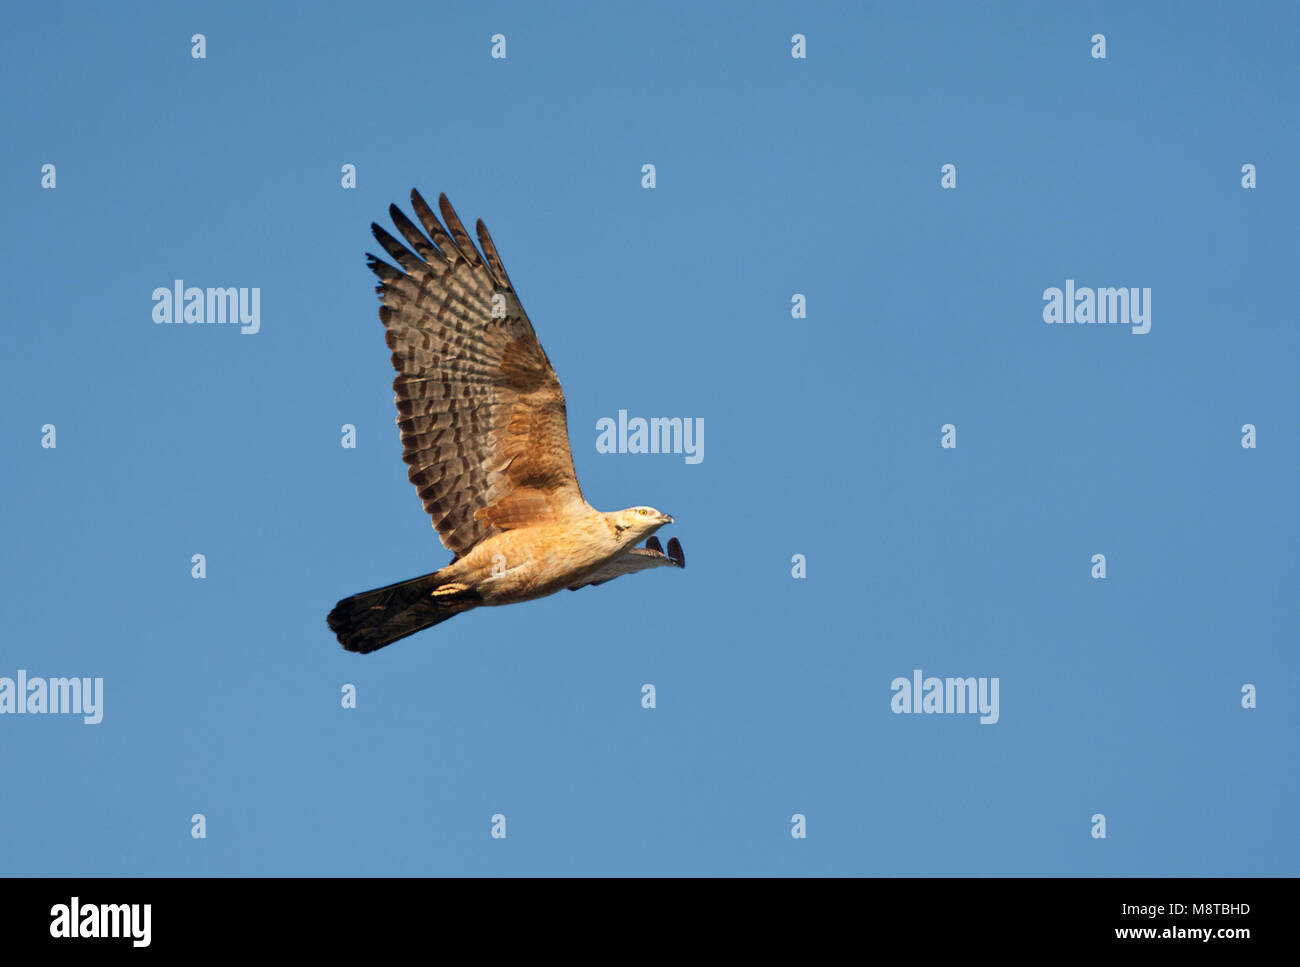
638, 509, 648, 516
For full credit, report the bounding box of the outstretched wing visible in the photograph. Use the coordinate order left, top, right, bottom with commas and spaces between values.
368, 190, 587, 558
568, 537, 685, 591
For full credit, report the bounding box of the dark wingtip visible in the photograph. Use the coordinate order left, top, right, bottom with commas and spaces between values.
365, 253, 401, 282
646, 536, 663, 553
667, 538, 684, 567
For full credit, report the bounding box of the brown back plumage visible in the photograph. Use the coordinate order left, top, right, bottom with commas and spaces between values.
367, 191, 587, 558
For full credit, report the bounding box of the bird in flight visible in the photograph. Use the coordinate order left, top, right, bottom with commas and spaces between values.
328, 190, 685, 653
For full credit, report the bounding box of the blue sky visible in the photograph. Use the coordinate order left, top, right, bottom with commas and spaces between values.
1, 0, 1296, 876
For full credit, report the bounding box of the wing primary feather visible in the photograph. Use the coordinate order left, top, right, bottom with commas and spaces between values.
476, 219, 512, 289
667, 538, 685, 567
438, 193, 484, 267
371, 223, 424, 274
410, 189, 464, 262
366, 253, 403, 283
388, 204, 442, 263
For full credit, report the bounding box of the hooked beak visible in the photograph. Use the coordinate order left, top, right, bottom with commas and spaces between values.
662, 513, 674, 524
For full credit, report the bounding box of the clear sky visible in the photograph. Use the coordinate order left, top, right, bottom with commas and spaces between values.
1, 0, 1296, 876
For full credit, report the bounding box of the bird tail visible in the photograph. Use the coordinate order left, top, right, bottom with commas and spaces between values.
327, 572, 480, 654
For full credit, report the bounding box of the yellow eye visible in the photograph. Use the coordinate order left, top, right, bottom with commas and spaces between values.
638, 509, 648, 516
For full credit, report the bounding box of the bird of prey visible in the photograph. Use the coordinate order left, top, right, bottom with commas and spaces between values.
328, 190, 685, 654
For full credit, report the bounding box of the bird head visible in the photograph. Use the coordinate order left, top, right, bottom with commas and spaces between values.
609, 506, 674, 544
